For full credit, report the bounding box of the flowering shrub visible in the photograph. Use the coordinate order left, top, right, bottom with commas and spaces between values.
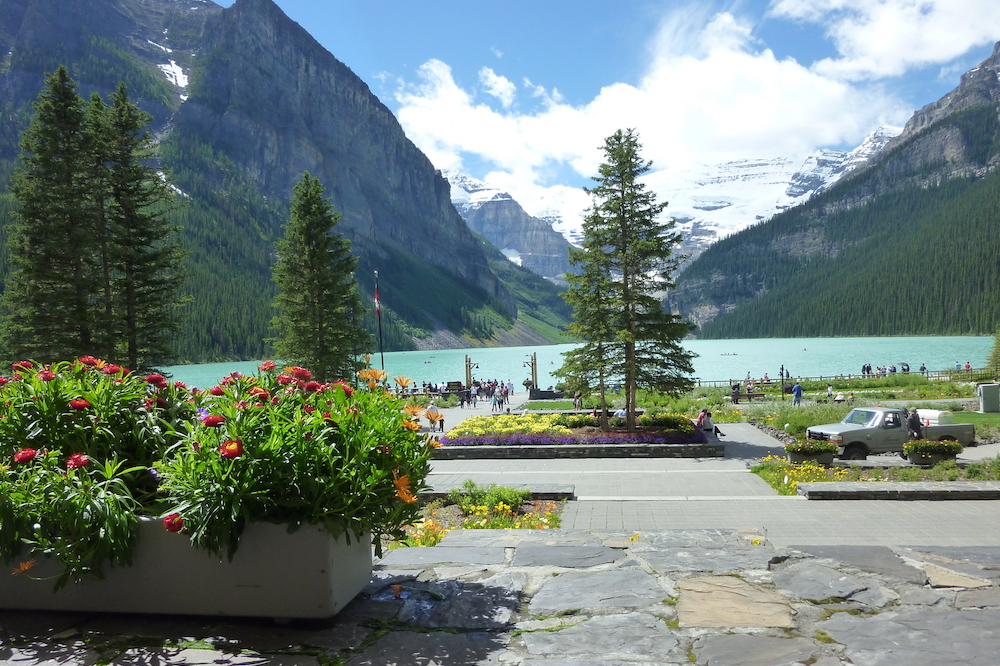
903, 439, 963, 456
1, 359, 434, 584
155, 364, 434, 559
784, 440, 839, 454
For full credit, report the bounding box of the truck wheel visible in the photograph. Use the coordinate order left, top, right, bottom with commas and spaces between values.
842, 444, 867, 460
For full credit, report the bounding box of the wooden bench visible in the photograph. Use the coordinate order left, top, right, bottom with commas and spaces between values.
731, 392, 765, 404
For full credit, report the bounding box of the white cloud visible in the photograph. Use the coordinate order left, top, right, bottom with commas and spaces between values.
770, 0, 1000, 80
491, 47, 503, 58
478, 67, 517, 108
395, 7, 910, 218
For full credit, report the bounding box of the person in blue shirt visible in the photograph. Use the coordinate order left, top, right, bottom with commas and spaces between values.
792, 382, 803, 406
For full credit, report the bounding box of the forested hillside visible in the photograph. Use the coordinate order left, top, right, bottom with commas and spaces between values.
669, 42, 1000, 339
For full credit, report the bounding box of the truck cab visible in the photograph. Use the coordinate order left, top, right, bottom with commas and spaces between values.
805, 407, 975, 460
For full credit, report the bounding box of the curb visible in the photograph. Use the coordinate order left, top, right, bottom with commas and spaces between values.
797, 481, 1000, 500
420, 483, 576, 501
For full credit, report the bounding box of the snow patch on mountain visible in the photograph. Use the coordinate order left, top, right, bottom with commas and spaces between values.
443, 170, 513, 208
158, 61, 188, 90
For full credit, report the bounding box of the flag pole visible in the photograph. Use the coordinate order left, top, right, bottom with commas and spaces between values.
374, 270, 385, 370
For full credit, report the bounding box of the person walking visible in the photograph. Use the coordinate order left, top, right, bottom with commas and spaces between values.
792, 381, 803, 407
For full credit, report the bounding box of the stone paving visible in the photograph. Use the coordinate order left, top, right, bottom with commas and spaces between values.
9, 530, 1000, 664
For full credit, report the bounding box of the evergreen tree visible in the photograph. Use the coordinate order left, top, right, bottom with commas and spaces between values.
2, 66, 101, 361
2, 69, 185, 368
561, 129, 695, 431
103, 83, 187, 370
272, 172, 370, 382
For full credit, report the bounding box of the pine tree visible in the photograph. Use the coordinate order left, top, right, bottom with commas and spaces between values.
561, 129, 695, 431
272, 172, 370, 382
103, 83, 187, 370
2, 66, 101, 361
2, 69, 185, 368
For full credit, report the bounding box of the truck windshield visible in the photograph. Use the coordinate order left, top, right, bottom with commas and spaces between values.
843, 409, 878, 426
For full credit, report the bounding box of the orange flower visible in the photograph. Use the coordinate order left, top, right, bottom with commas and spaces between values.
390, 584, 403, 599
429, 438, 442, 448
402, 418, 421, 431
403, 404, 425, 418
392, 468, 418, 504
11, 560, 37, 576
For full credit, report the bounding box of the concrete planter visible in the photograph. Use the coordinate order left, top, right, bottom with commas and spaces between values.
0, 520, 372, 619
908, 452, 958, 467
787, 450, 835, 466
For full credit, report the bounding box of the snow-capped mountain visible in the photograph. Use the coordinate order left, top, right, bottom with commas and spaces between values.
446, 125, 901, 272
515, 125, 903, 261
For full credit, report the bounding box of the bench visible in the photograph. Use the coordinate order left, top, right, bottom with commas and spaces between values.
731, 392, 765, 404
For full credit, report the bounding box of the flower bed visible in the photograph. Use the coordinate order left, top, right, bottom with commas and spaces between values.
1, 358, 434, 596
441, 430, 707, 446
445, 413, 707, 446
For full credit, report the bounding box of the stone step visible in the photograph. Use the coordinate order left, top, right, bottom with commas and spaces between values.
797, 481, 1000, 500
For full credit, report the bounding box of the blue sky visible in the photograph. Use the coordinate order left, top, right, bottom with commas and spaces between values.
215, 0, 999, 214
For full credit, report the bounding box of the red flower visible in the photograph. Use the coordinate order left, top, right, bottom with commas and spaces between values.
66, 453, 89, 470
303, 404, 316, 414
13, 448, 37, 464
304, 381, 321, 393
173, 381, 188, 391
202, 414, 226, 427
290, 366, 312, 381
259, 361, 277, 372
78, 355, 100, 367
276, 374, 293, 385
333, 381, 354, 398
37, 369, 56, 382
69, 398, 91, 410
145, 374, 168, 389
0, 377, 9, 386
12, 361, 32, 371
209, 386, 226, 396
219, 439, 243, 459
248, 386, 269, 398
236, 400, 249, 409
163, 513, 184, 532
101, 364, 121, 375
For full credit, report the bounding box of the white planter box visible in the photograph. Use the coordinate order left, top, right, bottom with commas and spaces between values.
0, 520, 372, 618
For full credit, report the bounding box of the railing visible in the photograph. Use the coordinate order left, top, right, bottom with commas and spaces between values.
693, 367, 995, 388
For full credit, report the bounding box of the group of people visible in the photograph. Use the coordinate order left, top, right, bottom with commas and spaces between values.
696, 409, 724, 437
860, 362, 926, 378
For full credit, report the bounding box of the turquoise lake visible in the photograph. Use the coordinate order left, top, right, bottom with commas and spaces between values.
163, 336, 993, 391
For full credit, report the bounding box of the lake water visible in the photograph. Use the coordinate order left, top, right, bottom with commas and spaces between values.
163, 336, 993, 391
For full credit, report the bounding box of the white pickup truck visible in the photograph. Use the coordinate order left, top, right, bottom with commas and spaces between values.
805, 407, 976, 460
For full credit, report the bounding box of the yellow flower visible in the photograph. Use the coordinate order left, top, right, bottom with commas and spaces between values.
393, 375, 413, 388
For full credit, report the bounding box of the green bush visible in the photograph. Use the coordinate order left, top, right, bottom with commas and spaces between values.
447, 479, 530, 513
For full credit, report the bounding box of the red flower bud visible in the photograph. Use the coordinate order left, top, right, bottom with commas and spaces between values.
66, 453, 89, 469
37, 369, 56, 381
69, 398, 91, 410
202, 415, 226, 427
163, 513, 184, 532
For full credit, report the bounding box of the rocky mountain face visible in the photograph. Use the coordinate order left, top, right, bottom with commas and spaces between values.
0, 0, 573, 358
668, 41, 1000, 336
443, 171, 573, 281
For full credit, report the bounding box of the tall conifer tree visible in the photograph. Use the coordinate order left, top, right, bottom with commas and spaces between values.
3, 69, 185, 368
272, 172, 370, 382
3, 67, 100, 361
103, 83, 186, 369
560, 129, 695, 431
